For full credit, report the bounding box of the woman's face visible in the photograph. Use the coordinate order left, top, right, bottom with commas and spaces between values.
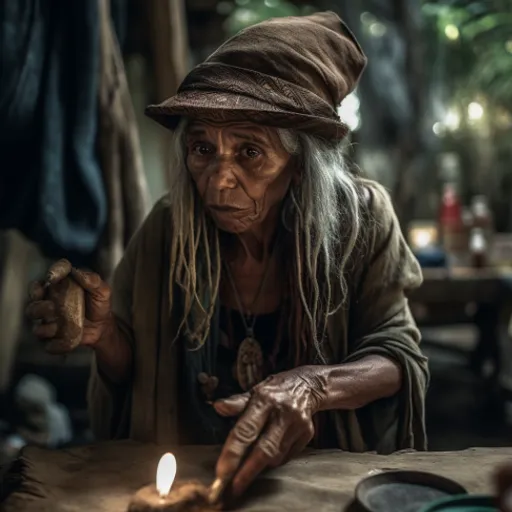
185, 121, 293, 233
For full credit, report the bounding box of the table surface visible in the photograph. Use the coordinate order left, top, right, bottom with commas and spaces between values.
409, 267, 512, 304
421, 268, 510, 280
2, 441, 512, 512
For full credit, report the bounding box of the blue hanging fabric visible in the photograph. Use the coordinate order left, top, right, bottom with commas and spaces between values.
0, 0, 107, 266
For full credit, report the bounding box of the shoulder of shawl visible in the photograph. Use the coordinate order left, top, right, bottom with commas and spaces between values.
145, 193, 172, 239
344, 178, 398, 274
123, 193, 173, 266
357, 178, 398, 250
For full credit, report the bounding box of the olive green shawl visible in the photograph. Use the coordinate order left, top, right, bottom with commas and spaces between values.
87, 179, 429, 453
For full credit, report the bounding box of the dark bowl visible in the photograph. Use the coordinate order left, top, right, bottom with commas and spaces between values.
355, 470, 467, 512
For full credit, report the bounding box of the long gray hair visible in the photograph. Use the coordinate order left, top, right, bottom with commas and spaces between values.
168, 120, 365, 362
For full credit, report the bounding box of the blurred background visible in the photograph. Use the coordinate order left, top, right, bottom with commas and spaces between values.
1, 0, 512, 464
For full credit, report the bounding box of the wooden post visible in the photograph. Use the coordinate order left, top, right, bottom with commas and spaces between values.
145, 0, 190, 190
0, 231, 36, 393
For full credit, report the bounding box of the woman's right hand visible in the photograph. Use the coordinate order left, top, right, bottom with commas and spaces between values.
26, 259, 113, 348
496, 464, 512, 512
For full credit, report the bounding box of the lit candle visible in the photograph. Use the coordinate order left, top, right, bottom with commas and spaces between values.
156, 453, 177, 498
127, 453, 216, 512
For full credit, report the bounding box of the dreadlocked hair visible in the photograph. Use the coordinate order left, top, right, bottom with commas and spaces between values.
167, 119, 366, 361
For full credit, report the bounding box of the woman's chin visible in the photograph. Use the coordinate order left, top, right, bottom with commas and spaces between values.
210, 213, 252, 234
215, 220, 249, 234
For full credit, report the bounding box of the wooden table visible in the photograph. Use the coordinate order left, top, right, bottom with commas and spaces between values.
2, 440, 511, 512
410, 268, 512, 308
409, 268, 512, 397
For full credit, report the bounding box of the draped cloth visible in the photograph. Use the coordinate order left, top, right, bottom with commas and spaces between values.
0, 0, 149, 278
87, 179, 429, 454
94, 0, 150, 279
0, 0, 105, 263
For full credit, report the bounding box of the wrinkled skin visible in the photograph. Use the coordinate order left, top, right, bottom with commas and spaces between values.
212, 367, 326, 500
186, 120, 292, 318
185, 121, 293, 238
26, 261, 112, 348
24, 121, 402, 506
495, 465, 512, 511
186, 121, 328, 501
27, 260, 131, 385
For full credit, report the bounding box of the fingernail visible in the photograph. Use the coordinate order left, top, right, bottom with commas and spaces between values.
213, 401, 229, 415
208, 478, 228, 505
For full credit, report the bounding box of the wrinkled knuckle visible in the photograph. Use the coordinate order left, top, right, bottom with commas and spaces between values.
29, 281, 45, 298
234, 419, 259, 443
26, 300, 52, 319
224, 438, 246, 459
250, 395, 271, 415
99, 288, 112, 305
102, 285, 112, 300
258, 436, 281, 461
252, 386, 269, 401
42, 300, 56, 314
33, 323, 57, 338
280, 401, 300, 417
91, 273, 103, 286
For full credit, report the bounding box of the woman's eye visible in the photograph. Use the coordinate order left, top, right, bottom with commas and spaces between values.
241, 146, 262, 159
191, 143, 215, 156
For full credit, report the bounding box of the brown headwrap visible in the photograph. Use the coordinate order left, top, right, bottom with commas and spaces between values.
145, 12, 367, 140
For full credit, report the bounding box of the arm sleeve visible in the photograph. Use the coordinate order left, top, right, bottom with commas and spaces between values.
87, 197, 169, 440
345, 181, 429, 452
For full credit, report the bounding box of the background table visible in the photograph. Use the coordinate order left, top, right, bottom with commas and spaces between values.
409, 268, 512, 399
2, 440, 511, 512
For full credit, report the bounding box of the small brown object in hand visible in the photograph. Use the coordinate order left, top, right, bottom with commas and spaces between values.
44, 275, 85, 355
27, 259, 111, 352
45, 259, 73, 286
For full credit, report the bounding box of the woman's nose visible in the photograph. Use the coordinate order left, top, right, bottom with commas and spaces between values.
209, 157, 238, 189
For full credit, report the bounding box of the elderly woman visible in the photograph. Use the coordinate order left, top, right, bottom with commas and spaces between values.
27, 11, 428, 501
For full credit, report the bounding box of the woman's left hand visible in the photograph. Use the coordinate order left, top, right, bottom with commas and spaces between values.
212, 367, 326, 498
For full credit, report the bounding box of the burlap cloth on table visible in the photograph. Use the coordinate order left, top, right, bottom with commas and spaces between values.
2, 440, 508, 512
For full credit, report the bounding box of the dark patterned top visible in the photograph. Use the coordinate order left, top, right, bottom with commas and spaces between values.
215, 306, 290, 399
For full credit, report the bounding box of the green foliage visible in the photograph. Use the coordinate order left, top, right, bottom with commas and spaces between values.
223, 0, 316, 36
422, 0, 512, 110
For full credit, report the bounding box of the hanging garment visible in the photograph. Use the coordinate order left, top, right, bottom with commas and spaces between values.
0, 0, 149, 274
0, 0, 106, 265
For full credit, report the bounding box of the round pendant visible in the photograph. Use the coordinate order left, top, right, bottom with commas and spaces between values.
236, 337, 264, 391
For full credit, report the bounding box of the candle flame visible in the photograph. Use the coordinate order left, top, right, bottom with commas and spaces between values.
156, 453, 177, 498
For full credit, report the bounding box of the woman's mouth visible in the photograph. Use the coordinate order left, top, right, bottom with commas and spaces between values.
208, 204, 245, 213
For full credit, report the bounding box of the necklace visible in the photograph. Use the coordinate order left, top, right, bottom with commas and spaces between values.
223, 258, 274, 391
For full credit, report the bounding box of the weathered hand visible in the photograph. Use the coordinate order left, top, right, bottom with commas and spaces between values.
26, 259, 112, 349
212, 367, 325, 499
495, 464, 512, 512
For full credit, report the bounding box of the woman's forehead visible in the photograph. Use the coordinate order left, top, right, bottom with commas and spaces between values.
186, 120, 277, 142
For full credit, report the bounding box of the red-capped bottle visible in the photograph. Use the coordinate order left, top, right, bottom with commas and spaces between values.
439, 183, 466, 266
